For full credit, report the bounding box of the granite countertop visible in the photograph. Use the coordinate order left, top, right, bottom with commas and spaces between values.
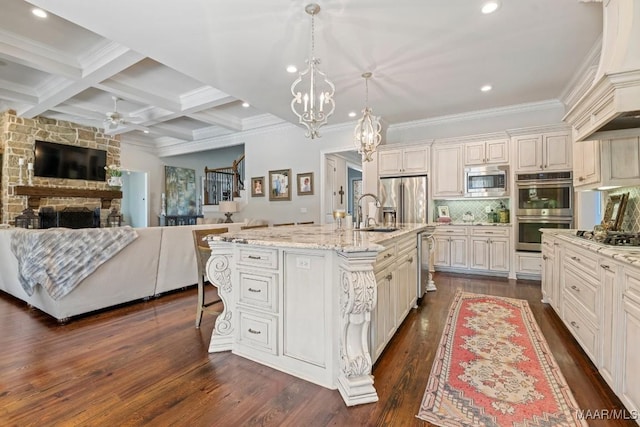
206, 223, 434, 253
432, 222, 512, 227
542, 229, 640, 267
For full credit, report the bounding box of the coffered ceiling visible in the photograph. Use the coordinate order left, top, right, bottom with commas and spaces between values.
0, 0, 602, 155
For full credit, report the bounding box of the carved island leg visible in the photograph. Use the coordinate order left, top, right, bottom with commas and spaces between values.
426, 235, 437, 292
206, 244, 234, 353
336, 253, 379, 406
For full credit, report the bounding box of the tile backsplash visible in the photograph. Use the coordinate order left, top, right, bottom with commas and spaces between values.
607, 186, 640, 232
433, 198, 510, 223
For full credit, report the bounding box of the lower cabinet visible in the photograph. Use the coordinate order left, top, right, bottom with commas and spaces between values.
541, 232, 640, 418
434, 226, 510, 276
370, 234, 418, 363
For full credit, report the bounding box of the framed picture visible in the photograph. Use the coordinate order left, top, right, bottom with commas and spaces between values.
602, 192, 629, 231
437, 206, 450, 218
268, 169, 291, 201
251, 176, 265, 197
297, 172, 314, 195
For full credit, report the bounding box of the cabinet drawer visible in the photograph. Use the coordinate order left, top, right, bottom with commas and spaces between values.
434, 226, 467, 236
562, 297, 598, 363
375, 244, 396, 272
237, 310, 278, 355
238, 247, 279, 269
238, 270, 278, 312
564, 266, 599, 323
470, 227, 509, 237
397, 235, 416, 255
565, 246, 599, 280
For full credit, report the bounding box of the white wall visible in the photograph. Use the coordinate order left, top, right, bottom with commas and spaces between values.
119, 101, 572, 227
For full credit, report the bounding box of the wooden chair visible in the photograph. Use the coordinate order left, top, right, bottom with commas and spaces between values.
240, 224, 268, 230
193, 227, 228, 328
273, 222, 295, 227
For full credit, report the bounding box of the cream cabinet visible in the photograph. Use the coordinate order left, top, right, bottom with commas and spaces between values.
370, 233, 418, 363
540, 235, 560, 310
378, 145, 429, 176
432, 144, 464, 198
620, 267, 640, 416
464, 139, 509, 166
434, 227, 468, 269
574, 137, 640, 190
514, 131, 572, 173
540, 232, 640, 417
515, 252, 542, 279
468, 227, 510, 273
573, 139, 600, 187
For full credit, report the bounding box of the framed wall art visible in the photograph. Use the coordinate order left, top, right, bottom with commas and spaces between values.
268, 169, 291, 201
251, 176, 265, 197
297, 172, 314, 196
602, 192, 629, 231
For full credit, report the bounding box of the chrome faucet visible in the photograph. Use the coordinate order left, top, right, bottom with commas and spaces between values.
355, 193, 381, 229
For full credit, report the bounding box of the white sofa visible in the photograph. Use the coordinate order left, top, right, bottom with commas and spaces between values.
0, 222, 243, 321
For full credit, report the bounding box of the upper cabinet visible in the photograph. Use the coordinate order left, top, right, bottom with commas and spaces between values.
514, 131, 572, 173
573, 139, 601, 188
574, 136, 640, 190
378, 145, 430, 176
464, 139, 509, 166
432, 144, 464, 198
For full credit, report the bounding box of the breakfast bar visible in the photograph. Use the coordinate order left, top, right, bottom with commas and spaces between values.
205, 223, 433, 406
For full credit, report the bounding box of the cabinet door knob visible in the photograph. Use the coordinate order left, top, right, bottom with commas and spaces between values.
542, 255, 548, 260
386, 273, 393, 281
540, 165, 543, 169
570, 321, 580, 329
578, 176, 585, 182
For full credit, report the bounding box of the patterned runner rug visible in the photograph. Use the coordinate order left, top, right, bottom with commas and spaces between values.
417, 291, 586, 426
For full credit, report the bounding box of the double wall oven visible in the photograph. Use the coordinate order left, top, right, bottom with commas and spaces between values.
515, 171, 573, 251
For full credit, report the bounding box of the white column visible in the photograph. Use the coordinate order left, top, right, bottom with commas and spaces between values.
206, 242, 234, 352
336, 251, 379, 406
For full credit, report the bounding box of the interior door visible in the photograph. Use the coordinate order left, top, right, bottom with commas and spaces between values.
324, 157, 337, 223
121, 171, 149, 227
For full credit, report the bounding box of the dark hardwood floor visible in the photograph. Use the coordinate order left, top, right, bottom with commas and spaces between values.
0, 273, 634, 426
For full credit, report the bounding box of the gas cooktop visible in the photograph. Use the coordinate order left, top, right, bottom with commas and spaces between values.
578, 230, 640, 246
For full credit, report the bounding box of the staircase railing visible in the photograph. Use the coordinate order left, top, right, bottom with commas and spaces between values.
203, 154, 245, 205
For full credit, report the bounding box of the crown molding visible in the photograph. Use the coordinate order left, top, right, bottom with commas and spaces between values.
559, 35, 601, 109
505, 123, 570, 137
388, 100, 564, 133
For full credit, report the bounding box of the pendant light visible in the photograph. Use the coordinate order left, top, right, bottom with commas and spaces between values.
354, 72, 382, 162
290, 3, 335, 139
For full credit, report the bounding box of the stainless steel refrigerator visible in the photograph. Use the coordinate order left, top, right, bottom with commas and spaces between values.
379, 175, 428, 224
379, 175, 430, 298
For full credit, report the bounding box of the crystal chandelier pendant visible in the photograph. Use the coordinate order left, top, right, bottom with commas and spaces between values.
354, 72, 382, 162
290, 4, 335, 139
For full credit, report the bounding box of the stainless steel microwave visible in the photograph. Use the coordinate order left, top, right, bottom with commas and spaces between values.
464, 165, 508, 197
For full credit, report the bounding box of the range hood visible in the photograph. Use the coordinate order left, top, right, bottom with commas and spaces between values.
564, 0, 640, 142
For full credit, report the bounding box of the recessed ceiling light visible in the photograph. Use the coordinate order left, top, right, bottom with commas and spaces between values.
143, 130, 149, 134
242, 102, 250, 108
286, 65, 298, 73
348, 112, 357, 118
481, 1, 500, 14
32, 8, 48, 18
481, 85, 493, 92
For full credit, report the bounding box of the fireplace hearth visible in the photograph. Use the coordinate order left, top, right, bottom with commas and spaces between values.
39, 207, 101, 229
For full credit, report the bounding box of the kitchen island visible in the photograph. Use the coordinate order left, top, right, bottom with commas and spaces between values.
205, 223, 433, 406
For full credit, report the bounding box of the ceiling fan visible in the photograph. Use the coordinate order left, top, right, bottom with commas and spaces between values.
104, 96, 142, 129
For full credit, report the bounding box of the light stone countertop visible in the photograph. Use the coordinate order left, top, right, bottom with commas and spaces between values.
541, 229, 640, 267
206, 223, 434, 253
432, 222, 512, 227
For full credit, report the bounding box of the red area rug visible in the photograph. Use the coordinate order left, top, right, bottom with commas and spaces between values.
417, 291, 586, 426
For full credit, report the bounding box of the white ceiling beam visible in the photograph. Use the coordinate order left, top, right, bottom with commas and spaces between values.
95, 80, 182, 112
21, 49, 145, 118
0, 30, 80, 78
188, 110, 243, 131
147, 124, 194, 140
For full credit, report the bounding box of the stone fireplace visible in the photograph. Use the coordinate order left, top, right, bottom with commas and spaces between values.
0, 110, 121, 225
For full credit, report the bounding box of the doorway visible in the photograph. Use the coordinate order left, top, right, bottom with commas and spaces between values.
121, 171, 149, 227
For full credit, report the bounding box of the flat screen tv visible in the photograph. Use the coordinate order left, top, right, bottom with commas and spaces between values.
34, 140, 107, 182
